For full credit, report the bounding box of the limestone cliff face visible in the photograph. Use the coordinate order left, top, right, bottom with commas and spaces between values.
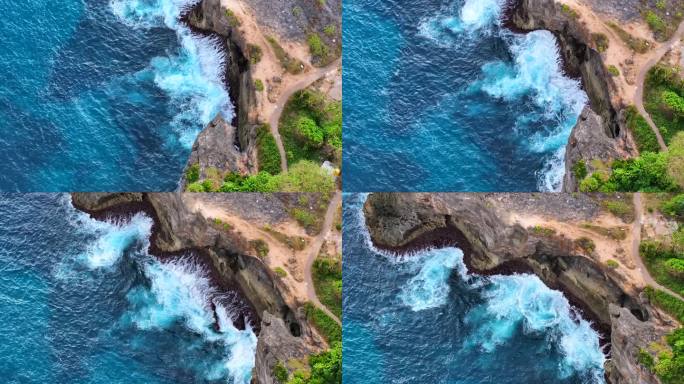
181, 0, 259, 186
509, 0, 637, 191
71, 192, 321, 384
363, 193, 671, 384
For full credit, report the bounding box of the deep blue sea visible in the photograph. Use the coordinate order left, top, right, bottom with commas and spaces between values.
0, 194, 256, 383
0, 0, 231, 191
342, 0, 588, 192
342, 194, 606, 383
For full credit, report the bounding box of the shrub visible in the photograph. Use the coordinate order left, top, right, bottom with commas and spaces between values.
592, 33, 609, 52
575, 237, 596, 254
608, 152, 679, 192
603, 200, 635, 222
638, 348, 656, 371
254, 79, 265, 92
267, 36, 303, 74
668, 133, 684, 189
662, 90, 684, 116
274, 267, 287, 278
663, 194, 684, 218
294, 115, 324, 148
307, 33, 329, 59
644, 11, 666, 37
644, 286, 684, 322
608, 22, 651, 53
304, 302, 341, 343
250, 239, 269, 258
256, 124, 281, 175
608, 65, 620, 77
273, 362, 288, 383
186, 181, 205, 192
271, 161, 335, 195
247, 44, 263, 65
665, 258, 684, 278
292, 208, 316, 229
323, 24, 336, 37
560, 4, 579, 19
606, 259, 620, 269
185, 163, 200, 183
225, 9, 241, 27
625, 106, 661, 153
572, 160, 588, 180
531, 225, 556, 237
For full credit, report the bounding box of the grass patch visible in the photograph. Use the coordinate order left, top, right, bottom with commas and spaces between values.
606, 259, 620, 268
256, 124, 281, 175
267, 36, 304, 74
273, 362, 288, 383
608, 22, 651, 53
625, 106, 662, 153
262, 225, 308, 251
581, 223, 628, 240
641, 240, 684, 296
602, 199, 635, 222
185, 163, 200, 184
645, 286, 684, 322
212, 218, 233, 232
644, 64, 684, 145
247, 44, 262, 65
274, 266, 288, 278
225, 9, 241, 27
607, 65, 620, 77
250, 239, 269, 258
312, 251, 342, 318
560, 4, 579, 19
572, 160, 588, 181
304, 302, 341, 344
530, 225, 557, 237
254, 79, 264, 92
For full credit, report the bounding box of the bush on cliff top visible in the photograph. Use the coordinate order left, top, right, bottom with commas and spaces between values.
256, 124, 282, 175
625, 106, 661, 153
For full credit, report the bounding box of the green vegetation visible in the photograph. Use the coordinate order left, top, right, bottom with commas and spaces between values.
247, 44, 263, 65
644, 65, 684, 144
606, 259, 620, 269
592, 32, 609, 53
307, 33, 332, 65
274, 362, 289, 383
581, 223, 628, 240
262, 225, 308, 251
212, 218, 232, 232
185, 163, 200, 184
560, 4, 579, 19
645, 10, 667, 37
579, 152, 680, 193
663, 194, 684, 218
312, 252, 342, 318
280, 90, 342, 167
255, 79, 265, 92
256, 124, 281, 175
323, 25, 336, 37
225, 9, 241, 27
572, 160, 588, 181
625, 106, 662, 153
575, 237, 596, 254
274, 266, 288, 278
186, 161, 335, 194
531, 225, 556, 237
304, 302, 341, 344
292, 208, 317, 230
286, 342, 341, 384
250, 239, 269, 258
602, 199, 635, 222
646, 286, 684, 322
608, 22, 651, 53
641, 240, 684, 296
607, 65, 620, 77
267, 36, 304, 74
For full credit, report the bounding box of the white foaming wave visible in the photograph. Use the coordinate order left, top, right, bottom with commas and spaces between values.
125, 257, 257, 384
465, 274, 605, 382
79, 213, 153, 269
478, 30, 587, 191
111, 0, 233, 148
418, 0, 507, 43
398, 248, 467, 311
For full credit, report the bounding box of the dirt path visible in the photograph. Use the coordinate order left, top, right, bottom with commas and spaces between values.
631, 193, 684, 300
634, 21, 684, 152
268, 60, 342, 172
303, 192, 342, 326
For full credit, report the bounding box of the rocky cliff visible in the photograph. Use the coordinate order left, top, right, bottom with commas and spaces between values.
363, 192, 675, 384
180, 0, 260, 187
71, 192, 322, 384
508, 0, 637, 191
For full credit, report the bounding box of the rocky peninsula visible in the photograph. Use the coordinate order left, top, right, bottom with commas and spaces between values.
363, 192, 681, 384
71, 192, 341, 384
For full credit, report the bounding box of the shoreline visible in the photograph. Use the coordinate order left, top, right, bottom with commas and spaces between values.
366, 218, 613, 352
72, 195, 259, 333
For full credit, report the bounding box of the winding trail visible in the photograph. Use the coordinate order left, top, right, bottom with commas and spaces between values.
634, 21, 684, 152
631, 193, 684, 301
304, 192, 342, 326
268, 60, 342, 173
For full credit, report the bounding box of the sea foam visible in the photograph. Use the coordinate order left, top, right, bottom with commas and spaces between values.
111, 0, 232, 148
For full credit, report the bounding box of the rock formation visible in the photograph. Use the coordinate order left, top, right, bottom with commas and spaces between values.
508, 0, 638, 191
71, 192, 323, 383
363, 192, 676, 384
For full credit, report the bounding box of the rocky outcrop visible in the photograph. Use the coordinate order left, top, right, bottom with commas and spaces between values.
509, 0, 638, 191
71, 192, 321, 383
363, 192, 671, 384
181, 0, 259, 186
562, 107, 633, 191
180, 115, 248, 190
